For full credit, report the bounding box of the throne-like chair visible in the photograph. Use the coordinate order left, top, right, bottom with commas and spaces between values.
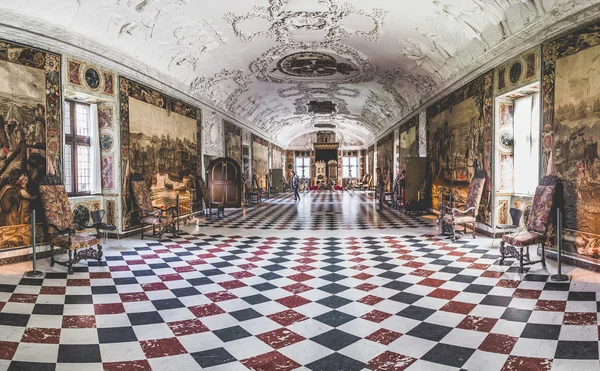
500, 176, 559, 273
131, 174, 176, 239
440, 170, 486, 240
39, 174, 103, 274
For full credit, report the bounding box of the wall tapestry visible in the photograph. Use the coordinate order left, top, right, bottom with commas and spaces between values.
377, 133, 394, 191
367, 145, 374, 180
119, 77, 201, 230
0, 40, 61, 249
252, 135, 269, 189
428, 70, 493, 225
398, 116, 419, 174
224, 121, 242, 167
543, 21, 600, 257
272, 145, 284, 170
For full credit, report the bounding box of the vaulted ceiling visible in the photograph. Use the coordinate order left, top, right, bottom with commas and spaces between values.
0, 0, 597, 146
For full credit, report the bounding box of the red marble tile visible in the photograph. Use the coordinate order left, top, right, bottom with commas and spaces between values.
267, 310, 308, 327
478, 333, 518, 354
140, 282, 169, 291
39, 286, 66, 295
282, 283, 312, 294
8, 294, 38, 303
410, 269, 436, 278
89, 272, 112, 279
357, 295, 385, 306
140, 254, 160, 260
219, 280, 248, 290
154, 249, 171, 254
189, 303, 225, 318
21, 328, 60, 344
428, 288, 460, 300
0, 302, 4, 311
365, 329, 403, 345
563, 312, 597, 325
349, 257, 366, 263
513, 289, 541, 299
295, 258, 316, 264
238, 263, 257, 270
398, 254, 418, 261
119, 292, 150, 303
361, 310, 392, 323
291, 265, 315, 273
242, 351, 301, 371
440, 301, 477, 315
497, 279, 520, 288
276, 295, 311, 308
94, 303, 125, 315
247, 256, 263, 262
167, 318, 209, 336
468, 263, 490, 270
355, 283, 378, 292
418, 278, 446, 287
457, 257, 478, 263
501, 356, 552, 371
256, 328, 305, 349
173, 266, 195, 273
126, 259, 146, 266
205, 291, 238, 302
286, 273, 314, 283
403, 261, 425, 269
481, 270, 504, 278
62, 315, 96, 329
158, 273, 183, 282
351, 264, 370, 271
457, 316, 498, 333
67, 279, 90, 286
140, 337, 187, 359
448, 251, 466, 256
367, 350, 417, 371
186, 259, 206, 266
534, 300, 567, 312
0, 341, 18, 360
353, 273, 374, 280
103, 360, 153, 371
109, 265, 130, 272
231, 270, 255, 279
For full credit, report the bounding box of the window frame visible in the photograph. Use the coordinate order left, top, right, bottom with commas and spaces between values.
513, 93, 540, 196
64, 100, 92, 197
295, 157, 311, 179
342, 156, 359, 178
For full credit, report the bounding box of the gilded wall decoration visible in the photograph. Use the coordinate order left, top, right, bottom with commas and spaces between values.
68, 59, 82, 86
224, 0, 387, 44
252, 135, 270, 188
119, 77, 201, 230
203, 111, 224, 158
224, 121, 242, 167
98, 106, 113, 129
428, 71, 493, 225
67, 58, 115, 97
0, 40, 61, 249
101, 156, 114, 190
495, 47, 540, 96
103, 72, 114, 95
100, 133, 114, 152
542, 21, 600, 257
377, 133, 394, 191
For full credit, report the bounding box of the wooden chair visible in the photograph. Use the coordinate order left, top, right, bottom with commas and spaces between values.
492, 207, 523, 247
500, 176, 559, 273
253, 174, 267, 200
131, 174, 176, 239
39, 174, 103, 274
440, 170, 486, 240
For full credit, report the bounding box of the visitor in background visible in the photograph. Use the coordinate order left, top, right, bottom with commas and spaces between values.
291, 170, 300, 202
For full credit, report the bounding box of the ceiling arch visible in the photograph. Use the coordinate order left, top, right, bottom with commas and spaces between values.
0, 0, 598, 145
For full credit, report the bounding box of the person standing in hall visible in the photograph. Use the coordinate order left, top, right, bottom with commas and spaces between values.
376, 167, 385, 211
291, 170, 300, 202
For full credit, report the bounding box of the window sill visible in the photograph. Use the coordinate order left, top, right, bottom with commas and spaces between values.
68, 194, 103, 199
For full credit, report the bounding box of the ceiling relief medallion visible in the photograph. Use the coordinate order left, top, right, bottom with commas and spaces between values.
190, 69, 253, 111
251, 43, 375, 83
169, 20, 227, 71
108, 0, 189, 39
223, 0, 387, 44
277, 82, 359, 99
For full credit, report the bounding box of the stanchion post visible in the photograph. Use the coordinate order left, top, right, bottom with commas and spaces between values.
26, 209, 43, 278
175, 193, 184, 235
551, 207, 569, 282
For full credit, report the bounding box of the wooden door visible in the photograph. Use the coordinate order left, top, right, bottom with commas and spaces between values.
208, 158, 241, 208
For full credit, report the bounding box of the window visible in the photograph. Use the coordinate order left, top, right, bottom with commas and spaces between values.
295, 157, 310, 179
513, 93, 540, 195
63, 100, 94, 196
342, 157, 359, 178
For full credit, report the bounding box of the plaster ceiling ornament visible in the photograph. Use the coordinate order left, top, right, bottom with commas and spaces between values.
168, 20, 227, 71
107, 0, 188, 39
223, 0, 387, 44
277, 82, 360, 99
190, 69, 253, 111
202, 111, 224, 157
360, 90, 398, 133
295, 97, 349, 115
378, 67, 436, 114
250, 42, 376, 84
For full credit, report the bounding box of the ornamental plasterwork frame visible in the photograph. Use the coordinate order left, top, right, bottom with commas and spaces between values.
277, 82, 360, 99
294, 97, 350, 115
190, 69, 253, 111
108, 0, 188, 39
223, 0, 387, 44
378, 67, 436, 114
250, 42, 376, 84
168, 20, 227, 71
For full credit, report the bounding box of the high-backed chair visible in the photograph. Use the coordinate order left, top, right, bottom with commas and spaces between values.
440, 170, 486, 240
131, 174, 176, 239
492, 207, 523, 247
39, 174, 103, 274
500, 176, 559, 273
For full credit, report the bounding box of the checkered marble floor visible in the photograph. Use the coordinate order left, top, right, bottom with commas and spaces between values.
1, 231, 600, 371
198, 192, 432, 230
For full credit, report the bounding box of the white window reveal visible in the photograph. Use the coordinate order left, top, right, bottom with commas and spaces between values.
513, 93, 540, 195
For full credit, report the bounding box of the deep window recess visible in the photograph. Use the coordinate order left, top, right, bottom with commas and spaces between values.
295, 157, 311, 179
513, 93, 540, 195
63, 100, 92, 196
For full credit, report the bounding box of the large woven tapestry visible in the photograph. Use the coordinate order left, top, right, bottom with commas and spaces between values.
224, 121, 242, 167
377, 133, 393, 191
252, 135, 269, 189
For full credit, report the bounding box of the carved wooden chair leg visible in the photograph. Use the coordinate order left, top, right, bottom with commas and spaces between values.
472, 222, 476, 239
140, 224, 145, 240
499, 241, 506, 265
540, 243, 546, 267
68, 250, 74, 275
97, 244, 103, 264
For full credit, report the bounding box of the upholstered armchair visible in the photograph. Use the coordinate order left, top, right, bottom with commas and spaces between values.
131, 174, 176, 239
500, 176, 559, 273
440, 170, 486, 240
39, 174, 103, 274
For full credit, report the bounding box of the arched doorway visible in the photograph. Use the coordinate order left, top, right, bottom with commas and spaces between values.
207, 157, 242, 208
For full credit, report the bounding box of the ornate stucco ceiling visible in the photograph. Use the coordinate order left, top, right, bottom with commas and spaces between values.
0, 0, 598, 146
